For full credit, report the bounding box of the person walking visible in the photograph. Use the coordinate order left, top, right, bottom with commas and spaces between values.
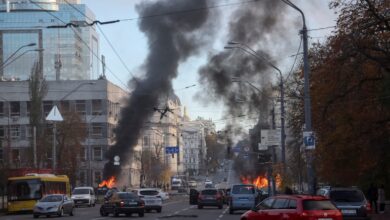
368, 183, 378, 213
378, 184, 386, 214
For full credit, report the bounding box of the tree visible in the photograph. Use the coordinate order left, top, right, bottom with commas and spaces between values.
309, 0, 390, 187
56, 110, 86, 186
205, 133, 225, 174
28, 62, 47, 168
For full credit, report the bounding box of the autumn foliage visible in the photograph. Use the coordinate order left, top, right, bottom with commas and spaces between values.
309, 0, 390, 186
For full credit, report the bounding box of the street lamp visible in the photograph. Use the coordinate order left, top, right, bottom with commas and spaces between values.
281, 0, 316, 195
2, 43, 36, 66
0, 49, 44, 71
225, 41, 287, 178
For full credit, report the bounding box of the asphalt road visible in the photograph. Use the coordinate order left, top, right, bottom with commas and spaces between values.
0, 195, 247, 220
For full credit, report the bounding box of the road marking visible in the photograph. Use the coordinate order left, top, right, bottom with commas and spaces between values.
216, 207, 229, 220
92, 218, 108, 220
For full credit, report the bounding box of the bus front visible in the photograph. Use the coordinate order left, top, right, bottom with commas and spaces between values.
7, 178, 42, 213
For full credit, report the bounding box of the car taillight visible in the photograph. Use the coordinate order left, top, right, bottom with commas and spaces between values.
198, 195, 203, 200
216, 194, 222, 200
120, 201, 124, 207
364, 202, 372, 213
139, 201, 145, 207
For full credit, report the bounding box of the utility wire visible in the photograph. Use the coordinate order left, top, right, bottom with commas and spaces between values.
285, 36, 303, 81
29, 0, 130, 90
61, 0, 136, 80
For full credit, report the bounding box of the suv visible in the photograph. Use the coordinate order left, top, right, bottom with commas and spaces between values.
229, 184, 258, 214
71, 187, 96, 207
197, 189, 223, 209
319, 187, 371, 220
131, 188, 162, 213
240, 195, 342, 220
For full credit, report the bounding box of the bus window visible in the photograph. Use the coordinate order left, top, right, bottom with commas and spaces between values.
8, 179, 42, 201
43, 181, 66, 195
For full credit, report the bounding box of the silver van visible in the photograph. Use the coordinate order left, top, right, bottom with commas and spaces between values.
71, 186, 96, 207
229, 184, 258, 214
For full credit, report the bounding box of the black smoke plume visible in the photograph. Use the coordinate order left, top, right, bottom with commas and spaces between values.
103, 0, 217, 179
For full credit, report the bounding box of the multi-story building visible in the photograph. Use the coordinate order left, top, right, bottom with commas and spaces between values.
0, 0, 99, 80
0, 79, 128, 187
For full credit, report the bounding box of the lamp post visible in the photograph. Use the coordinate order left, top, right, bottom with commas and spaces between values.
0, 49, 44, 71
281, 0, 315, 195
0, 43, 37, 77
225, 42, 287, 177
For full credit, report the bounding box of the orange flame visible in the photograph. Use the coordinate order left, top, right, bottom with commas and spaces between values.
241, 174, 282, 189
99, 176, 116, 188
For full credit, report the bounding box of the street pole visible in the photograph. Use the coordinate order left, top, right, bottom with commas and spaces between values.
33, 126, 37, 168
281, 0, 316, 195
52, 122, 56, 173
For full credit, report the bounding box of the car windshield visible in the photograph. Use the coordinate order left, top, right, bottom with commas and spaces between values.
118, 193, 137, 199
232, 185, 255, 194
330, 190, 365, 202
303, 200, 338, 210
172, 181, 181, 184
139, 190, 159, 196
72, 188, 90, 194
202, 190, 217, 195
41, 195, 63, 202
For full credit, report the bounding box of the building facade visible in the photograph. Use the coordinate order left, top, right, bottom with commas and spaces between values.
0, 0, 99, 80
0, 79, 128, 187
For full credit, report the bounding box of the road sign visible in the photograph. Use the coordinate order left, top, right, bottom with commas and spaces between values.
258, 143, 268, 151
244, 146, 250, 152
46, 105, 63, 122
165, 146, 179, 154
232, 146, 241, 153
261, 129, 281, 146
303, 131, 315, 150
114, 156, 120, 166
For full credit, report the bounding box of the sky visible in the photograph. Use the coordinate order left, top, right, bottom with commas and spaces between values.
81, 0, 338, 130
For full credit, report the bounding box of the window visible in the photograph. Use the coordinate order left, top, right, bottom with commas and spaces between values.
272, 198, 289, 209
26, 101, 30, 116
26, 126, 32, 138
75, 100, 86, 115
0, 126, 4, 138
80, 147, 87, 161
60, 101, 70, 112
143, 136, 149, 147
10, 126, 20, 138
79, 171, 86, 185
0, 102, 4, 117
10, 102, 20, 117
92, 100, 102, 115
94, 171, 102, 185
287, 199, 297, 209
258, 198, 275, 210
91, 123, 103, 137
43, 101, 53, 116
93, 146, 102, 160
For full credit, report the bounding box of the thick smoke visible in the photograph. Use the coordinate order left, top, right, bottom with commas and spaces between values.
197, 0, 297, 175
104, 0, 217, 179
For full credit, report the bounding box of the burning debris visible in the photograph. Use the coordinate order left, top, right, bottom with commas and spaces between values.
241, 174, 282, 189
99, 176, 116, 189
103, 0, 218, 180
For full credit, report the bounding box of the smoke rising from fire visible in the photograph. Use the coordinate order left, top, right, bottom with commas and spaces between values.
103, 0, 218, 179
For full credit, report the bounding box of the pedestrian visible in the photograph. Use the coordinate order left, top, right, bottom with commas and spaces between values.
378, 184, 386, 214
368, 183, 378, 213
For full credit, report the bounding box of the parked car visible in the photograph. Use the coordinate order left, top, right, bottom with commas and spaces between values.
319, 187, 371, 220
188, 180, 197, 188
240, 194, 343, 220
197, 188, 224, 209
33, 194, 74, 218
71, 186, 96, 207
229, 184, 258, 214
190, 189, 199, 205
157, 189, 170, 201
100, 192, 144, 217
131, 188, 163, 213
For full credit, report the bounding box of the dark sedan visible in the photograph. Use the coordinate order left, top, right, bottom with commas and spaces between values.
100, 192, 145, 217
197, 189, 223, 209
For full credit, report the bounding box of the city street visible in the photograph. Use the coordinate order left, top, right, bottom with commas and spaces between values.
0, 196, 246, 220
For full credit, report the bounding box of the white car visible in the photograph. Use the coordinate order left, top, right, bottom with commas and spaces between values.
71, 186, 96, 207
131, 188, 163, 213
188, 181, 197, 188
157, 189, 170, 201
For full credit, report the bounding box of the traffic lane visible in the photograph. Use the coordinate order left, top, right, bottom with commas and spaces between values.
0, 206, 100, 220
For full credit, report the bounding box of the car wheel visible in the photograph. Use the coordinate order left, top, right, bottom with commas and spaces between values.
46, 215, 50, 218
198, 205, 203, 209
157, 207, 162, 213
70, 207, 74, 216
145, 209, 151, 213
114, 208, 119, 217
229, 208, 234, 214
100, 207, 108, 217
218, 205, 223, 209
33, 214, 39, 218
138, 211, 144, 217
58, 208, 64, 217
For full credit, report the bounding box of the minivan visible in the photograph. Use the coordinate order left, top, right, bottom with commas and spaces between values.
71, 186, 96, 207
229, 184, 258, 214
